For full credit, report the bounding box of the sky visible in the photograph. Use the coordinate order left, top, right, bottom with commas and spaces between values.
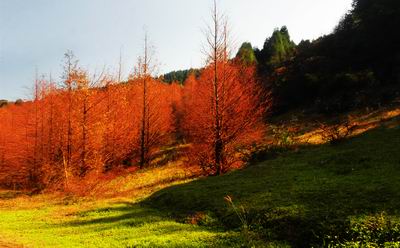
0, 0, 353, 101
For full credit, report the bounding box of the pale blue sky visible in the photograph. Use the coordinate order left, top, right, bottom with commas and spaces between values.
0, 0, 353, 100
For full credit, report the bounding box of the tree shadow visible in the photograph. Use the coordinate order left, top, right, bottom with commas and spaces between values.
54, 200, 240, 247
54, 123, 399, 247
64, 203, 161, 228
142, 124, 400, 247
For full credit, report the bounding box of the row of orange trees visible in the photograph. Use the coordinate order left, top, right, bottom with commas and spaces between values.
0, 2, 268, 190
0, 52, 177, 190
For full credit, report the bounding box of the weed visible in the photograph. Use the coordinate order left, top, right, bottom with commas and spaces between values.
224, 195, 249, 230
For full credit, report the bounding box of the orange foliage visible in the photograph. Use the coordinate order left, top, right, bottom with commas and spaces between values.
176, 0, 269, 175
0, 69, 176, 190
0, 61, 267, 189
181, 62, 267, 175
0, 13, 269, 189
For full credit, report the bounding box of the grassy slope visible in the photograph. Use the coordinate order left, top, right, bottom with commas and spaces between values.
0, 115, 399, 247
0, 164, 245, 247
146, 119, 400, 246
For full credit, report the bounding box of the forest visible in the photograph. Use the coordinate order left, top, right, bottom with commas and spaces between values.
0, 0, 399, 247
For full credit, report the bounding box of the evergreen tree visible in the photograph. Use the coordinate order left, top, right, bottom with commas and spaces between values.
235, 42, 257, 65
261, 26, 296, 68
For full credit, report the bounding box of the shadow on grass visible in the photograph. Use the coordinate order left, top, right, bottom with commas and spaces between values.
65, 202, 162, 228
57, 124, 400, 247
55, 201, 243, 247
142, 125, 400, 247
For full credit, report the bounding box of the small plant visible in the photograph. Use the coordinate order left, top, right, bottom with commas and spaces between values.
224, 195, 268, 247
224, 195, 249, 230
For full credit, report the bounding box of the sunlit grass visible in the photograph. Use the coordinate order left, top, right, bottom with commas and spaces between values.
0, 109, 399, 247
0, 155, 241, 247
0, 145, 246, 247
89, 160, 198, 199
0, 201, 243, 247
293, 106, 400, 145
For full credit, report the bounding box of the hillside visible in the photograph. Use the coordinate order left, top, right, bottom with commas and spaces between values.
0, 0, 399, 247
0, 106, 399, 247
147, 115, 400, 247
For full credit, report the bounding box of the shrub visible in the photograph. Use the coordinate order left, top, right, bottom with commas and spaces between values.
318, 117, 357, 144
327, 213, 400, 247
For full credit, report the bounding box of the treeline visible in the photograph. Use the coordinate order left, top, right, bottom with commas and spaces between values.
0, 99, 24, 108
0, 50, 177, 190
161, 69, 200, 84
253, 0, 400, 113
166, 0, 400, 114
0, 2, 267, 190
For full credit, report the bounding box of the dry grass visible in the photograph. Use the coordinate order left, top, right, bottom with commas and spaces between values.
87, 161, 201, 199
294, 106, 400, 145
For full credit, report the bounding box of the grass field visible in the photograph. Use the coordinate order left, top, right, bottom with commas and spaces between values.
0, 164, 246, 248
0, 113, 399, 247
147, 118, 400, 247
0, 197, 244, 247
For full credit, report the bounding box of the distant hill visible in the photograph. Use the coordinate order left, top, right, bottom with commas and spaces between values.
0, 99, 24, 108
161, 68, 200, 84
0, 100, 8, 108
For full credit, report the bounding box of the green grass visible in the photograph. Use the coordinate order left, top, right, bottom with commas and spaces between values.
0, 118, 399, 247
146, 121, 400, 247
0, 197, 246, 247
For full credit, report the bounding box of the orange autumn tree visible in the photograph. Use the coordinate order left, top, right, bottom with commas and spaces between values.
101, 81, 124, 171
181, 0, 268, 175
0, 47, 177, 190
0, 77, 56, 189
71, 68, 109, 177
128, 36, 173, 168
39, 78, 66, 188
0, 103, 32, 188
